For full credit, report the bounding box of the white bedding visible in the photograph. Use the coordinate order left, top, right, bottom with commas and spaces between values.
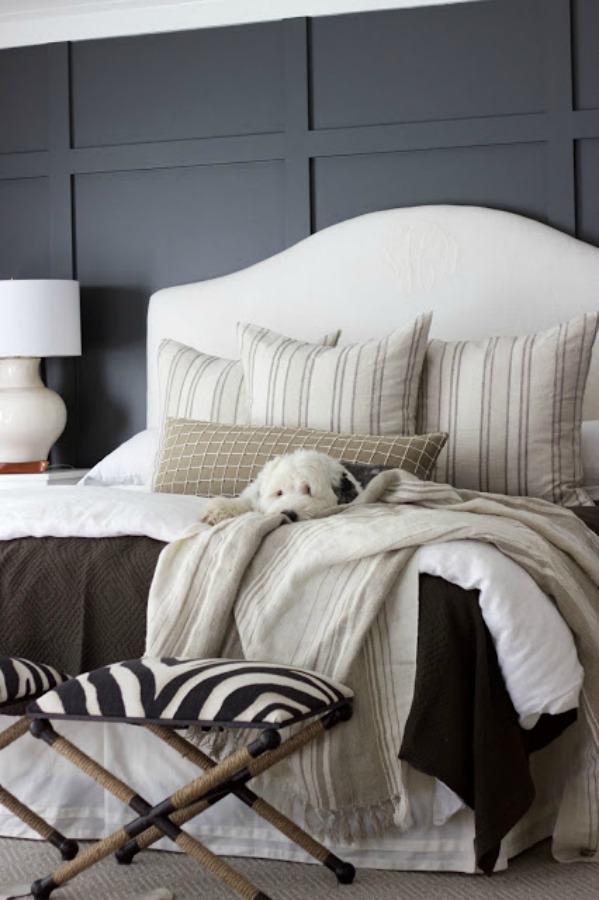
0, 485, 582, 731
0, 485, 207, 542
417, 541, 583, 728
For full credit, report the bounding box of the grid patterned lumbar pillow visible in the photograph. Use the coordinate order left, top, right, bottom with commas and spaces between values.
418, 312, 599, 505
152, 418, 448, 497
157, 331, 341, 426
238, 314, 432, 436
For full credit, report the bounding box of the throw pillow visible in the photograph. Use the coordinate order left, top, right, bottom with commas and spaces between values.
152, 418, 448, 498
418, 312, 599, 505
157, 330, 341, 426
238, 314, 432, 436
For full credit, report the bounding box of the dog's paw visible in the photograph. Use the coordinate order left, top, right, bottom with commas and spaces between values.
201, 497, 245, 526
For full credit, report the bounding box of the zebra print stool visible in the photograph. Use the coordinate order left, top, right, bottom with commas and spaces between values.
0, 655, 78, 861
27, 657, 355, 900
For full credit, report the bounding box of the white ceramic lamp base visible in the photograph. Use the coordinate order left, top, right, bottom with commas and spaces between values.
0, 358, 67, 470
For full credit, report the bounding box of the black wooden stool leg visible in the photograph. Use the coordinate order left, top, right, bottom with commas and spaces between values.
0, 784, 78, 861
0, 716, 78, 861
116, 716, 355, 884
32, 816, 276, 900
30, 718, 280, 899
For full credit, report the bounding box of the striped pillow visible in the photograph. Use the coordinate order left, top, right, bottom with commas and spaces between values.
238, 314, 432, 436
158, 339, 246, 425
0, 655, 70, 705
28, 657, 354, 728
157, 330, 341, 426
418, 313, 599, 505
152, 418, 448, 497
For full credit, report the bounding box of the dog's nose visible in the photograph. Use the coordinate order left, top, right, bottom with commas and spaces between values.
281, 509, 298, 523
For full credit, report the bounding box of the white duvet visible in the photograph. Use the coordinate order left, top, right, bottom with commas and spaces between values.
0, 485, 583, 731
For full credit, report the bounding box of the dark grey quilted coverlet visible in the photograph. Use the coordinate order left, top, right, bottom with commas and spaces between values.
0, 536, 164, 688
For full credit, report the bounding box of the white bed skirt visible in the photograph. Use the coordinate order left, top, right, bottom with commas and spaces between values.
0, 714, 576, 872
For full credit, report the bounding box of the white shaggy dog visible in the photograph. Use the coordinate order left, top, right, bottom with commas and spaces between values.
201, 449, 363, 526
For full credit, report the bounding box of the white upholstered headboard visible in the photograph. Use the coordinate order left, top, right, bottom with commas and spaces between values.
147, 205, 599, 427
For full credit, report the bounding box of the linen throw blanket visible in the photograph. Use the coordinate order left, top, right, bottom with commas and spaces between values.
146, 470, 599, 858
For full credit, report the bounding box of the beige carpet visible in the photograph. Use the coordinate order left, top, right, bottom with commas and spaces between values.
0, 837, 597, 899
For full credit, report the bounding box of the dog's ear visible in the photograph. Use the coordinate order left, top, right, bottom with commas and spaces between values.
239, 470, 262, 503
332, 471, 360, 505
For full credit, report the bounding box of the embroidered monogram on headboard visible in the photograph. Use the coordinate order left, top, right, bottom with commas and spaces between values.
383, 222, 459, 293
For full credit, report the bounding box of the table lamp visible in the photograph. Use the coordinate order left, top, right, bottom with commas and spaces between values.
0, 279, 81, 473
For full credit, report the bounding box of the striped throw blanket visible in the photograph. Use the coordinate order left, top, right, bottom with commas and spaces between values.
146, 470, 599, 856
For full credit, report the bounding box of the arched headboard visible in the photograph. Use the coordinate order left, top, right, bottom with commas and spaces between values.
147, 205, 599, 427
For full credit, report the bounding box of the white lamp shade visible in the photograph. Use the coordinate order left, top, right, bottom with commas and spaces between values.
0, 279, 81, 358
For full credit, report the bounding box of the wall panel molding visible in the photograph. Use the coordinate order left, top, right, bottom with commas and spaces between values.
283, 17, 311, 245
45, 42, 79, 465
543, 0, 576, 234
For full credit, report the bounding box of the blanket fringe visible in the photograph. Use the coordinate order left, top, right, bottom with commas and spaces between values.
296, 792, 410, 844
186, 726, 412, 843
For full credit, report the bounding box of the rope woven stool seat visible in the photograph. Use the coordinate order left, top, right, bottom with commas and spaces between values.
0, 655, 78, 861
27, 656, 356, 900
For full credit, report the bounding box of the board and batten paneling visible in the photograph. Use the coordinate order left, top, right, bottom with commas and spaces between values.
70, 24, 285, 148
312, 144, 548, 233
0, 46, 48, 153
73, 162, 285, 460
310, 1, 545, 129
0, 0, 597, 466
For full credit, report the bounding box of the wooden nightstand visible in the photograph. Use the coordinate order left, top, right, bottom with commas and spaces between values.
0, 468, 89, 488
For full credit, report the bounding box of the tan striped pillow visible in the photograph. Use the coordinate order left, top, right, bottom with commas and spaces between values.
152, 418, 448, 497
418, 312, 599, 505
157, 339, 246, 425
157, 330, 341, 425
238, 314, 432, 436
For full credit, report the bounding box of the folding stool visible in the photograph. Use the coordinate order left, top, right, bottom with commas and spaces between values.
0, 655, 78, 861
27, 656, 356, 900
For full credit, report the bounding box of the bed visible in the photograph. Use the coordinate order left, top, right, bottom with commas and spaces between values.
0, 204, 598, 876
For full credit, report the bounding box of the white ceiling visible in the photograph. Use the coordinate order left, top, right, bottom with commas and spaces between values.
0, 0, 482, 49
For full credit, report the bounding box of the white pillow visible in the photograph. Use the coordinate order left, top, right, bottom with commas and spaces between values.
582, 421, 599, 501
78, 428, 158, 487
239, 314, 432, 436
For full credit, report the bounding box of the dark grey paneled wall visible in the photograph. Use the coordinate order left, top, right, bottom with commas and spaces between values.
0, 0, 598, 466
